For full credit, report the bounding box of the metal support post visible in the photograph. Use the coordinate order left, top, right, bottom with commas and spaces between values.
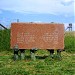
30, 48, 37, 61
20, 49, 25, 60
47, 49, 54, 58
57, 49, 61, 59
13, 45, 19, 60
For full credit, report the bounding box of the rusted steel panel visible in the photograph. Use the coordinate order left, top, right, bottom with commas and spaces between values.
11, 23, 64, 49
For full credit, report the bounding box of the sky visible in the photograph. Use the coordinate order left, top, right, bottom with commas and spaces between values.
0, 0, 75, 30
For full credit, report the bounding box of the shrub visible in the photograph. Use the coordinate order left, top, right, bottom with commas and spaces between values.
64, 32, 75, 53
0, 29, 10, 51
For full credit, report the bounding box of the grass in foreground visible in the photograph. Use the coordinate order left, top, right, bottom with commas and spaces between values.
0, 50, 75, 75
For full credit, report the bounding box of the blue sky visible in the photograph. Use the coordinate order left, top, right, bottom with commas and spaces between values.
0, 0, 75, 30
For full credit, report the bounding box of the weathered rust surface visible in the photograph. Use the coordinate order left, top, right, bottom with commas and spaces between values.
11, 23, 64, 49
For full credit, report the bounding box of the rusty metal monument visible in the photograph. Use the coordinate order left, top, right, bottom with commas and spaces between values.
11, 22, 64, 60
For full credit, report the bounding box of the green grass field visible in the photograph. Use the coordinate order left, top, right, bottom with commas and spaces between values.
0, 30, 75, 75
0, 50, 75, 75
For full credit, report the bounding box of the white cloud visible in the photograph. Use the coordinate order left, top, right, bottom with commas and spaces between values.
0, 0, 74, 16
62, 0, 73, 3
61, 0, 74, 6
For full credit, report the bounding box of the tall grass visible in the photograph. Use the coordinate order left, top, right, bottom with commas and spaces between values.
0, 29, 10, 51
65, 32, 75, 53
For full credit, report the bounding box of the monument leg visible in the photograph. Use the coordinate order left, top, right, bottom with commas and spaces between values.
30, 49, 37, 61
57, 49, 61, 59
13, 45, 19, 60
20, 49, 25, 60
47, 49, 54, 58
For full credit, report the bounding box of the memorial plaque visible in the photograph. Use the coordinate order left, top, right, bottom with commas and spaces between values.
11, 23, 64, 49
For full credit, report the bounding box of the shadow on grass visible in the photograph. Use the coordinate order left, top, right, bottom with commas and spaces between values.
11, 54, 62, 61
11, 55, 49, 60
36, 55, 48, 59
